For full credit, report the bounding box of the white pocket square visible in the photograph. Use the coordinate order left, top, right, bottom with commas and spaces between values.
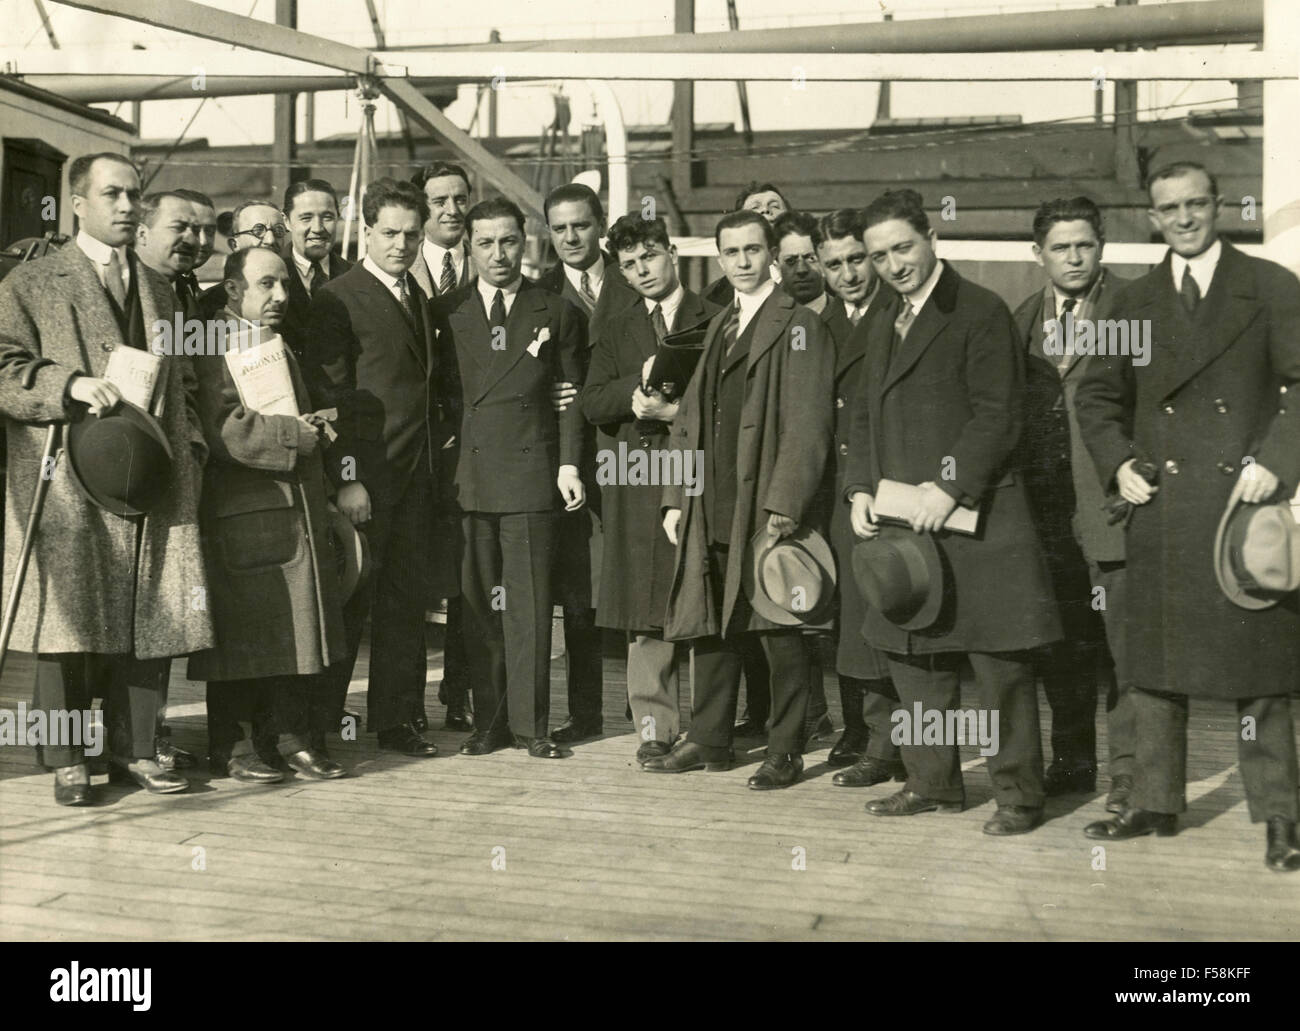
526, 326, 551, 358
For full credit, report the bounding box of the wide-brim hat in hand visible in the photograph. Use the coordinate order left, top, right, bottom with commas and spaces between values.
327, 507, 372, 602
743, 525, 837, 626
66, 400, 173, 517
851, 525, 945, 631
1213, 482, 1300, 610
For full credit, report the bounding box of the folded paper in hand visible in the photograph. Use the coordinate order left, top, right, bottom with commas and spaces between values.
104, 347, 163, 412
873, 478, 981, 535
224, 329, 299, 417
644, 324, 710, 401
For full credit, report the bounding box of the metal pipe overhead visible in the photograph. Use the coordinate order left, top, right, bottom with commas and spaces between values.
16, 75, 459, 102
395, 0, 1261, 54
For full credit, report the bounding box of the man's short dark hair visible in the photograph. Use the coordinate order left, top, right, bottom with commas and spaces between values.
814, 208, 866, 250
411, 161, 473, 194
1031, 196, 1105, 247
733, 181, 788, 212
138, 191, 191, 228
714, 209, 776, 250
1145, 161, 1218, 203
223, 246, 253, 286
544, 183, 604, 225
465, 197, 526, 239
68, 152, 137, 196
772, 211, 819, 249
607, 213, 671, 254
862, 189, 931, 237
283, 178, 339, 216
174, 188, 215, 210
216, 210, 234, 237
361, 178, 429, 228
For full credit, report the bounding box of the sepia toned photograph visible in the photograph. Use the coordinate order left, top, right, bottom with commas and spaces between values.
0, 0, 1295, 963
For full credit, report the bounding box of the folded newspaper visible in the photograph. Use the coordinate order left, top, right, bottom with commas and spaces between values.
873, 478, 981, 535
103, 347, 163, 411
223, 327, 299, 418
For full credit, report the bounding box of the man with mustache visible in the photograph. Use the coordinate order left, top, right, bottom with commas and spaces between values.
535, 183, 639, 745
172, 188, 218, 313
189, 247, 349, 783
773, 211, 829, 314
407, 162, 476, 734
304, 178, 442, 758
197, 199, 288, 319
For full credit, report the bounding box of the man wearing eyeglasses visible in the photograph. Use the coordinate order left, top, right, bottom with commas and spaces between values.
198, 200, 288, 319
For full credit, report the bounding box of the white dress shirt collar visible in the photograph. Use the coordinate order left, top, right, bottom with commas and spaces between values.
292, 247, 329, 285
735, 278, 777, 337
804, 292, 829, 315
422, 238, 465, 282
477, 275, 523, 318
563, 254, 605, 301
76, 229, 131, 291
645, 284, 685, 331
1171, 237, 1222, 298
900, 258, 944, 316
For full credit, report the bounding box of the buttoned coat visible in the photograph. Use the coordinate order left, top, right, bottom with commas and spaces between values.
1013, 271, 1127, 563
1073, 241, 1300, 698
843, 263, 1062, 655
0, 244, 213, 659
432, 279, 586, 514
186, 320, 347, 682
661, 289, 834, 640
581, 289, 718, 631
821, 295, 891, 679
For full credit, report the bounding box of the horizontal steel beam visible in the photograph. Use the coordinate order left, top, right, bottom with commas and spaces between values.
16, 74, 460, 102
399, 0, 1262, 55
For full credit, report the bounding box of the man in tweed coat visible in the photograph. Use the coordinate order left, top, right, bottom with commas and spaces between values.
0, 153, 212, 805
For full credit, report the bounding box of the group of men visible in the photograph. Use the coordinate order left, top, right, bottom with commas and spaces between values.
1, 149, 1297, 873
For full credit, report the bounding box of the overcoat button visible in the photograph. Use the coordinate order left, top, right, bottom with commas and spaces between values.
838, 443, 849, 456
835, 396, 845, 409
1164, 459, 1180, 475
1161, 402, 1174, 415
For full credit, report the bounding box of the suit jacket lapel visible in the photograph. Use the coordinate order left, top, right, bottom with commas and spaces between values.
409, 249, 434, 298
882, 266, 958, 394
745, 290, 794, 374
449, 289, 491, 393
479, 284, 549, 399
673, 290, 710, 335
56, 245, 125, 368
358, 266, 425, 369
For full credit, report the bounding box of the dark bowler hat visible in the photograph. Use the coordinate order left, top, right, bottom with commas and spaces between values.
66, 400, 173, 517
327, 507, 371, 602
851, 526, 944, 631
1213, 490, 1300, 610
743, 525, 837, 626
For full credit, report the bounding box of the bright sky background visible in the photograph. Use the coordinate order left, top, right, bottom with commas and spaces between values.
10, 0, 1247, 147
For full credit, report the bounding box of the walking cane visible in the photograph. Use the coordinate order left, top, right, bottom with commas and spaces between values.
0, 357, 62, 680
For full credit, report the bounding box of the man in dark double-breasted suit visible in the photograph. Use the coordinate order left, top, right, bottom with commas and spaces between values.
281, 179, 352, 364
845, 190, 1061, 836
1076, 161, 1300, 872
1013, 196, 1132, 811
647, 209, 835, 791
580, 214, 719, 764
811, 208, 903, 787
432, 197, 587, 759
535, 183, 640, 744
303, 178, 441, 758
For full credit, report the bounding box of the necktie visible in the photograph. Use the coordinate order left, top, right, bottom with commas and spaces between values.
1180, 265, 1201, 314
308, 261, 324, 297
849, 304, 865, 326
651, 303, 668, 343
397, 276, 415, 322
1055, 297, 1077, 374
489, 289, 507, 333
105, 249, 127, 309
439, 252, 456, 295
174, 273, 196, 314
722, 301, 741, 355
579, 270, 597, 310
893, 300, 915, 341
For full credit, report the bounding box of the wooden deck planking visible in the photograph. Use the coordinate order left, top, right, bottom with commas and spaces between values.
0, 645, 1294, 941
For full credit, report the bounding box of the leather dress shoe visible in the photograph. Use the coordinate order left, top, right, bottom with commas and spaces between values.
285, 749, 347, 780
1083, 807, 1177, 840
109, 758, 189, 794
1106, 773, 1134, 813
748, 753, 803, 790
1044, 758, 1097, 796
459, 727, 512, 755
155, 735, 197, 771
636, 740, 671, 765
833, 755, 906, 787
227, 752, 285, 783
866, 788, 964, 817
826, 727, 868, 767
53, 764, 93, 807
377, 723, 438, 757
983, 805, 1043, 836
642, 739, 733, 773
550, 717, 602, 744
444, 702, 473, 732
732, 716, 767, 738
513, 735, 566, 759
1265, 818, 1300, 872
410, 708, 429, 735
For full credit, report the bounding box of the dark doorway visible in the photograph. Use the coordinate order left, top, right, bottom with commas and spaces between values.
1, 138, 66, 247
